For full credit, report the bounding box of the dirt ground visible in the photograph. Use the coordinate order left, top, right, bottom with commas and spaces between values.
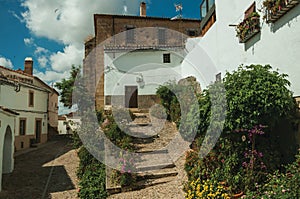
0, 138, 79, 199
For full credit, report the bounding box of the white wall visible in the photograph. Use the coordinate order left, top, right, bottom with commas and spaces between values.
104, 49, 185, 96
0, 112, 15, 192
58, 120, 67, 135
188, 0, 300, 95
58, 118, 80, 135
0, 84, 48, 136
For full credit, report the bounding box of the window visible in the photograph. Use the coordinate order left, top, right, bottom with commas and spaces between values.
126, 26, 135, 44
163, 53, 171, 63
158, 29, 166, 45
29, 90, 34, 107
201, 1, 207, 19
201, 0, 215, 19
19, 118, 26, 135
216, 72, 221, 82
208, 0, 215, 10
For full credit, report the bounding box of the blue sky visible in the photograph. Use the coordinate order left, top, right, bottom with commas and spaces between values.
0, 0, 202, 113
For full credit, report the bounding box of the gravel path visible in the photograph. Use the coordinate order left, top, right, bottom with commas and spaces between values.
108, 154, 187, 199
0, 138, 79, 199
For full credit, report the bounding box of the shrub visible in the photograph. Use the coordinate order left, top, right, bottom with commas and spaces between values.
78, 162, 107, 199
72, 131, 82, 149
77, 147, 98, 179
224, 64, 295, 131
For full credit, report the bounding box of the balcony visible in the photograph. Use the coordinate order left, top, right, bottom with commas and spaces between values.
263, 0, 299, 23
236, 12, 261, 43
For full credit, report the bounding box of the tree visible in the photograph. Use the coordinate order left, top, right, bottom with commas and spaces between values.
55, 65, 81, 108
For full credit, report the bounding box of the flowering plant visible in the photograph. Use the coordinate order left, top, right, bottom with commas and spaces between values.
236, 12, 260, 42
117, 151, 136, 186
185, 178, 231, 199
235, 125, 268, 191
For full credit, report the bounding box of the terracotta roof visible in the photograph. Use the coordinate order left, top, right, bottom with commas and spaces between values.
0, 65, 33, 77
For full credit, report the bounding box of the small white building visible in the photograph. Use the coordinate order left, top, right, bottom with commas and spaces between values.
58, 113, 81, 135
104, 46, 186, 108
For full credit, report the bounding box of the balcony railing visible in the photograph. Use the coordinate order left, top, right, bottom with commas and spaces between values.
236, 12, 261, 43
263, 0, 299, 23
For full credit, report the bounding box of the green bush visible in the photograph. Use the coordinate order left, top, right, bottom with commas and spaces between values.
78, 162, 107, 199
104, 117, 133, 150
72, 131, 82, 149
77, 147, 98, 179
76, 147, 107, 199
224, 64, 295, 130
184, 64, 297, 197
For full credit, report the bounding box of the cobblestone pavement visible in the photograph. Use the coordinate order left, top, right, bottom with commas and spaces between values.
0, 138, 79, 199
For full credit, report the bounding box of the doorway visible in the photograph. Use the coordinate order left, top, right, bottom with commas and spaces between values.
35, 119, 42, 143
2, 125, 13, 174
125, 86, 138, 108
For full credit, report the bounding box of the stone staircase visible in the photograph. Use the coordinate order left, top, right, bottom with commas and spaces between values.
106, 108, 179, 195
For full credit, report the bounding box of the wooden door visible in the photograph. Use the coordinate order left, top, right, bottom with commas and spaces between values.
35, 119, 42, 143
125, 86, 138, 108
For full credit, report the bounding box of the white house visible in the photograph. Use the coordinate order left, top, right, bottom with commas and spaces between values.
104, 45, 187, 108
58, 113, 81, 135
0, 58, 49, 151
183, 0, 300, 94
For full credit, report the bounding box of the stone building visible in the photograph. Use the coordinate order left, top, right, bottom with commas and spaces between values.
83, 2, 201, 110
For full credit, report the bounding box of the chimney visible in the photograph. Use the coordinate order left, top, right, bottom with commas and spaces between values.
140, 2, 146, 17
24, 57, 33, 75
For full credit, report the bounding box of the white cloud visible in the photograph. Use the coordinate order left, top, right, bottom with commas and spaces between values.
34, 69, 69, 84
0, 57, 13, 68
37, 56, 48, 68
21, 0, 144, 47
35, 46, 49, 54
21, 0, 147, 83
24, 37, 34, 46
50, 44, 83, 72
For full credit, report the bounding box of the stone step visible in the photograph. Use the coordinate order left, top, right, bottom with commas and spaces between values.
136, 162, 175, 172
133, 113, 150, 118
137, 149, 168, 154
131, 175, 177, 191
136, 167, 178, 180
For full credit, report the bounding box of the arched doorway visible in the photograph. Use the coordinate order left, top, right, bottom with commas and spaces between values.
2, 126, 13, 174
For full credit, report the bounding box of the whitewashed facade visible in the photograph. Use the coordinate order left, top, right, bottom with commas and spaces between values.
184, 0, 300, 95
0, 66, 49, 151
104, 49, 185, 104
